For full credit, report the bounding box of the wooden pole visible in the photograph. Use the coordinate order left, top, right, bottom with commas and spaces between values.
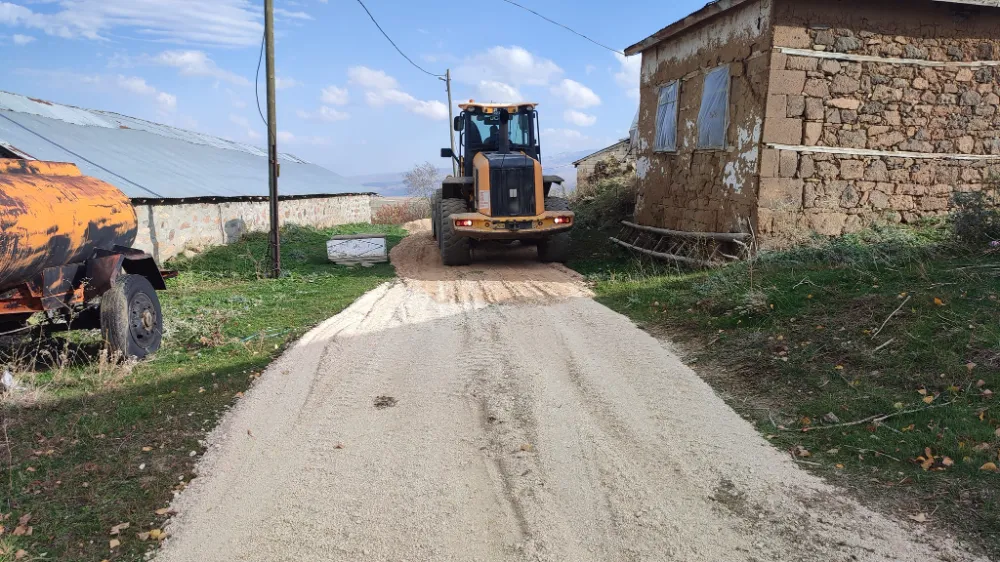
265, 0, 281, 278
445, 69, 457, 176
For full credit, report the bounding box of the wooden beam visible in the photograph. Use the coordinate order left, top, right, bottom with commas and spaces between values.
621, 221, 751, 242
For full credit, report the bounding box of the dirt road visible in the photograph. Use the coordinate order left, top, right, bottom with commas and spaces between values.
158, 223, 984, 562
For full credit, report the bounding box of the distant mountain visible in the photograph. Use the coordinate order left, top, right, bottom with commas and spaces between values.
349, 149, 596, 197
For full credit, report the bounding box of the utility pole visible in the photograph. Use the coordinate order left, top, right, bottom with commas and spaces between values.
264, 0, 281, 278
443, 69, 457, 176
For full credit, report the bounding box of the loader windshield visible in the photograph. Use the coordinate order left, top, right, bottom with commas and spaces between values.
469, 111, 533, 150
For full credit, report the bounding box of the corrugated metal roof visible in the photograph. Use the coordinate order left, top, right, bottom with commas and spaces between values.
0, 91, 363, 199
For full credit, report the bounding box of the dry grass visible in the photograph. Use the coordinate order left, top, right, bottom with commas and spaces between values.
373, 199, 431, 225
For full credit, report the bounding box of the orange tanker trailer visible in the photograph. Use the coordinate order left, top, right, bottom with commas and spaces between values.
0, 158, 170, 359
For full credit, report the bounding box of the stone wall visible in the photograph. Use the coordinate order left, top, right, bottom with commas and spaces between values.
132, 194, 375, 263
633, 0, 772, 234
759, 0, 1000, 240
575, 141, 634, 194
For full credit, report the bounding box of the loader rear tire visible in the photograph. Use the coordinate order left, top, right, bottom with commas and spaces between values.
431, 189, 442, 241
439, 198, 472, 266
537, 197, 571, 263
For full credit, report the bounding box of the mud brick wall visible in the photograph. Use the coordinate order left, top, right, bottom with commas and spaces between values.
633, 0, 773, 234
759, 0, 1000, 240
132, 194, 375, 263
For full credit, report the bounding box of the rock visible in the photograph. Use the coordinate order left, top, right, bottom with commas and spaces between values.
823, 412, 841, 424
912, 77, 929, 90
834, 36, 862, 52
961, 90, 983, 106
831, 75, 861, 94
804, 79, 831, 98
804, 122, 823, 146
820, 60, 842, 74
805, 98, 825, 120
947, 46, 964, 61
975, 67, 994, 83
977, 43, 995, 61
840, 160, 864, 180
956, 68, 974, 82
865, 160, 890, 182
957, 136, 976, 154
815, 30, 835, 46
827, 98, 861, 110
903, 45, 927, 59
787, 95, 806, 117
869, 190, 891, 209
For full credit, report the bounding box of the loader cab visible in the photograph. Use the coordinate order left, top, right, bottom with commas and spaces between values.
445, 102, 540, 177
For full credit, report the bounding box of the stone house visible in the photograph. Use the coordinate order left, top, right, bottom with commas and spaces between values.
572, 139, 635, 193
625, 0, 1000, 244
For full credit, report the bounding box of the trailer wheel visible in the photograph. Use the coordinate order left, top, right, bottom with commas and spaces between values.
101, 274, 163, 360
537, 197, 571, 263
431, 189, 442, 242
439, 198, 472, 266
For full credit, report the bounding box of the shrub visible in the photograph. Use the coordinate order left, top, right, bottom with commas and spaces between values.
951, 176, 1000, 245
373, 199, 430, 225
570, 177, 636, 230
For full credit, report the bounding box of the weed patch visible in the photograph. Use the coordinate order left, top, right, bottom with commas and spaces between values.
570, 223, 1000, 556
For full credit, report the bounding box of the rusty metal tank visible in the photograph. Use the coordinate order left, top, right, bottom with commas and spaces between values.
0, 159, 138, 290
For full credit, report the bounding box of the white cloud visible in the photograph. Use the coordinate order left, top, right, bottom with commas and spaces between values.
614, 53, 641, 99
585, 64, 596, 75
350, 66, 448, 121
274, 8, 312, 20
278, 131, 330, 146
348, 66, 398, 90
541, 127, 595, 151
0, 0, 262, 47
320, 85, 348, 105
11, 33, 33, 45
455, 46, 561, 87
551, 79, 600, 108
563, 109, 596, 127
275, 77, 301, 90
229, 113, 260, 140
152, 50, 249, 86
297, 106, 349, 122
476, 80, 521, 102
115, 75, 175, 111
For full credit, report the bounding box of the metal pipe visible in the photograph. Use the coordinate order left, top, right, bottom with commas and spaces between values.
445, 69, 457, 176
265, 0, 281, 278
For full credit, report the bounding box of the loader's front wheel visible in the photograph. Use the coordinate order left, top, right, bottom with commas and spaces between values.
537, 197, 571, 263
439, 198, 472, 266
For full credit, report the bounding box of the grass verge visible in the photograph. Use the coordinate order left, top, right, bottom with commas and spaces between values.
0, 224, 404, 562
569, 223, 1000, 556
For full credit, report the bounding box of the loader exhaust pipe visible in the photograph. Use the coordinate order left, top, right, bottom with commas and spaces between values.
499, 110, 510, 155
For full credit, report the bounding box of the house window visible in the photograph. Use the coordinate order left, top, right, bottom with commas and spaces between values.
697, 66, 730, 149
654, 81, 678, 152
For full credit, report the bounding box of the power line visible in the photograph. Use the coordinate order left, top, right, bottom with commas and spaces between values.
499, 0, 624, 55
254, 31, 267, 127
354, 0, 445, 78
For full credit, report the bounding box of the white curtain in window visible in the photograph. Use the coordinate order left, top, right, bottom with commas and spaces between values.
654, 82, 678, 151
698, 66, 729, 149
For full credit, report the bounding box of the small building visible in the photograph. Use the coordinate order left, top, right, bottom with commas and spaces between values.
626, 0, 1000, 245
572, 139, 634, 192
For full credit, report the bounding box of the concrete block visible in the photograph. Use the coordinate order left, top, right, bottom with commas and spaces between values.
770, 70, 807, 95
804, 122, 823, 146
759, 178, 804, 209
760, 148, 779, 178
763, 118, 803, 145
774, 25, 812, 49
766, 94, 788, 118
779, 151, 799, 178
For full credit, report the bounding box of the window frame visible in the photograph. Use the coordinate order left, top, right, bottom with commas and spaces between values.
653, 80, 680, 153
696, 65, 731, 150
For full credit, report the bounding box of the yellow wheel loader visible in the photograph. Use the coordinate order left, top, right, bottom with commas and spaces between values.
433, 102, 574, 266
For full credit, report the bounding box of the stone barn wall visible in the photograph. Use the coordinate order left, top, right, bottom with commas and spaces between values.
759, 0, 1000, 240
634, 0, 773, 234
132, 194, 375, 264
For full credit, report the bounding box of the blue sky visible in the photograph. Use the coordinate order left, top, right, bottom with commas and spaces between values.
1, 0, 704, 176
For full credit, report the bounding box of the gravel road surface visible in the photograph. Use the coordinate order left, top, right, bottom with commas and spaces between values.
158, 223, 985, 562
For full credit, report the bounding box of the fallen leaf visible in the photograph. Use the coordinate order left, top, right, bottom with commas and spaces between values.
981, 462, 999, 472
14, 549, 26, 560
985, 389, 994, 398
520, 444, 533, 452
137, 532, 150, 541
967, 362, 978, 372
942, 457, 955, 467
894, 402, 904, 410
154, 508, 173, 516
142, 446, 153, 452
109, 538, 120, 549
909, 512, 929, 523
110, 522, 130, 535
835, 365, 844, 370
835, 463, 844, 469
934, 297, 945, 306
793, 445, 811, 458
923, 395, 935, 404
12, 525, 29, 536
827, 448, 840, 455
149, 529, 165, 540
995, 428, 1000, 437
978, 379, 987, 388
917, 389, 928, 396
901, 424, 915, 432
17, 514, 30, 526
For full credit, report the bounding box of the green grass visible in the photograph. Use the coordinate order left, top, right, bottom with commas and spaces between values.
569, 224, 1000, 555
0, 224, 404, 562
